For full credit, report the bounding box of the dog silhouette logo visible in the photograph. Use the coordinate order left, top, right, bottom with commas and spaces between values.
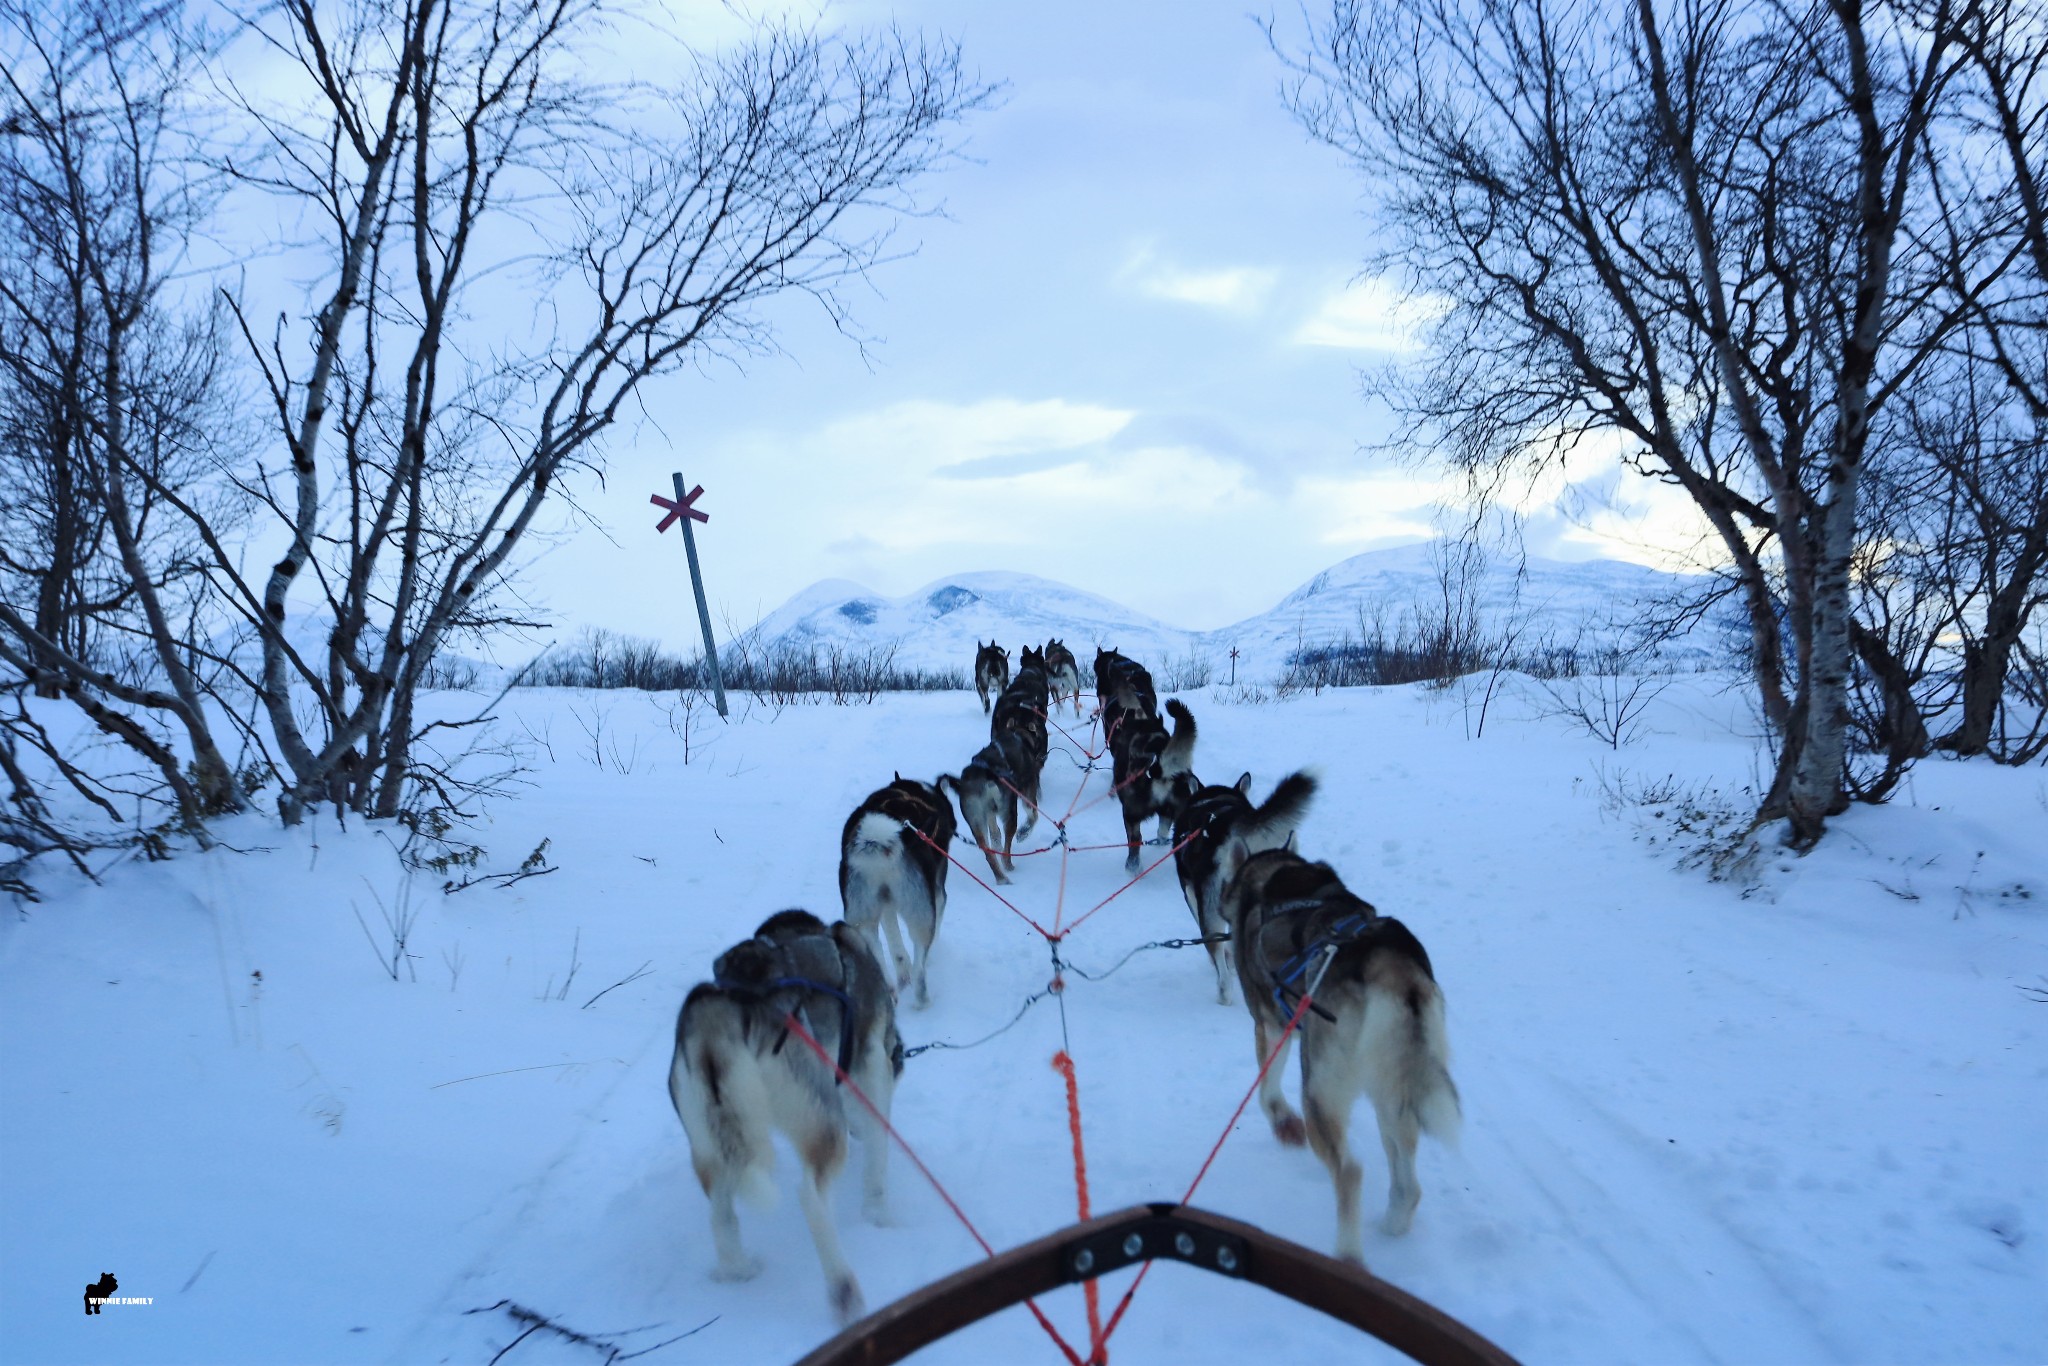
84, 1273, 117, 1315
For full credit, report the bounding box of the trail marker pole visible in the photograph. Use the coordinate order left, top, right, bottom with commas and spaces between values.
651, 473, 727, 718
1229, 646, 1239, 686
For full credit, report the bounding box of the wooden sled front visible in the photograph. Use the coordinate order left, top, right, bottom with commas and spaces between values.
795, 1202, 1521, 1366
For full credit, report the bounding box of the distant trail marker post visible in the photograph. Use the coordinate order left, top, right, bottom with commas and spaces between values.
651, 473, 727, 718
1229, 647, 1239, 686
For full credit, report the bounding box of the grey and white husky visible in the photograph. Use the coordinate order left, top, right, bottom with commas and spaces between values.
1171, 769, 1317, 1003
1042, 638, 1083, 717
669, 909, 903, 1324
839, 775, 956, 1009
937, 728, 1036, 885
1218, 847, 1461, 1264
973, 641, 1010, 715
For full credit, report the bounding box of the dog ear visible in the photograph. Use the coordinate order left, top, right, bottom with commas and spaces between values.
1235, 771, 1253, 794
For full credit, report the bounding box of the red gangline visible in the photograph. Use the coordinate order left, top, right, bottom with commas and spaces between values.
1091, 986, 1322, 1353
1052, 1051, 1105, 1361
999, 773, 1056, 832
780, 1012, 1086, 1366
907, 826, 1056, 940
1037, 704, 1110, 762
1059, 830, 1200, 937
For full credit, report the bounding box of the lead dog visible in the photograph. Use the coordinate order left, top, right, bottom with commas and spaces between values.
973, 641, 1010, 715
1218, 847, 1460, 1263
669, 909, 903, 1324
1042, 638, 1083, 717
1106, 694, 1199, 870
1172, 769, 1317, 1003
839, 775, 956, 1009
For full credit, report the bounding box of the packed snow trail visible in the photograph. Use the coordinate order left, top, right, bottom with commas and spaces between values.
2, 682, 2042, 1364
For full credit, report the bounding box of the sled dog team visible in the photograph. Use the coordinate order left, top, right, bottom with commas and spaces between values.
669, 640, 1461, 1323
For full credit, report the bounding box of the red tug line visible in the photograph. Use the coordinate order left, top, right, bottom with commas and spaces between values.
881, 689, 1246, 1362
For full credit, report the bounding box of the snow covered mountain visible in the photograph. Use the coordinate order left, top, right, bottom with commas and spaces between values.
747, 542, 1720, 678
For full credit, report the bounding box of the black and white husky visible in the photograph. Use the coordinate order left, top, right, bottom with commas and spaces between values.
937, 728, 1035, 885
973, 641, 1010, 715
669, 909, 903, 1324
839, 775, 957, 1009
1092, 646, 1156, 745
1171, 770, 1317, 1003
1218, 848, 1461, 1264
1106, 694, 1199, 871
987, 645, 1050, 832
1042, 638, 1083, 717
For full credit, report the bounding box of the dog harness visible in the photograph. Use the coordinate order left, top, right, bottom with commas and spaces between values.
714, 967, 860, 1080
1265, 904, 1376, 1023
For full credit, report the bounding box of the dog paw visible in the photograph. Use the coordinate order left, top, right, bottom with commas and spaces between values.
711, 1255, 764, 1283
831, 1275, 866, 1325
863, 1198, 894, 1227
1272, 1113, 1307, 1147
1378, 1208, 1416, 1237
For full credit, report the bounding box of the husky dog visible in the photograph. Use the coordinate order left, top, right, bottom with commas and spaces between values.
1042, 638, 1083, 717
988, 646, 1050, 833
1219, 848, 1461, 1263
1092, 646, 1157, 746
1106, 695, 1199, 871
937, 729, 1035, 884
839, 775, 957, 1009
669, 909, 903, 1324
1172, 770, 1317, 1003
973, 641, 1010, 715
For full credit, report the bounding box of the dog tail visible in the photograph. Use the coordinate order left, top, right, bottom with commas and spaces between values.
849, 810, 902, 859
671, 991, 778, 1209
1162, 699, 1198, 774
1240, 769, 1317, 847
1360, 960, 1462, 1146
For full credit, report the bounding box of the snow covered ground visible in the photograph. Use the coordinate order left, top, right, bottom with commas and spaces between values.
3, 674, 2043, 1365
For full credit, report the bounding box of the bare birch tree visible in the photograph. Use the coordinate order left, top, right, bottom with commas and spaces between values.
1277, 0, 2017, 847
0, 0, 246, 832
180, 0, 991, 825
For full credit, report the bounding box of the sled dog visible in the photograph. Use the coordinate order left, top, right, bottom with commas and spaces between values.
988, 646, 1050, 834
938, 728, 1036, 885
1042, 638, 1083, 717
839, 775, 957, 1009
973, 641, 1010, 715
1171, 769, 1317, 1003
1106, 695, 1199, 871
669, 909, 903, 1324
1219, 847, 1460, 1263
1092, 646, 1157, 745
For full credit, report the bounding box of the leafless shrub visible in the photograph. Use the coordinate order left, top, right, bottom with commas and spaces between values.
1593, 763, 1761, 883
349, 873, 421, 983
1160, 651, 1213, 691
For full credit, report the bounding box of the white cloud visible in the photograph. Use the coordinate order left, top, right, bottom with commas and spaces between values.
1118, 243, 1278, 312
1292, 276, 1449, 351
817, 397, 1133, 472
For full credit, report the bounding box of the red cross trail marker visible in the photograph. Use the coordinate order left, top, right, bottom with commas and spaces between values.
653, 472, 728, 718
650, 485, 708, 532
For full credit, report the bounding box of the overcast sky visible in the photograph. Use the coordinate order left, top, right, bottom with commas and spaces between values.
531, 0, 1704, 651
